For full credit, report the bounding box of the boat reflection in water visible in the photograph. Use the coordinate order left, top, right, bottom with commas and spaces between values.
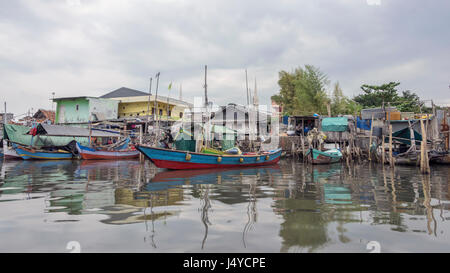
144, 166, 282, 249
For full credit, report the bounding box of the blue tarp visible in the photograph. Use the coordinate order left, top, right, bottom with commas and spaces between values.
322, 117, 348, 132
282, 115, 289, 125
357, 117, 372, 130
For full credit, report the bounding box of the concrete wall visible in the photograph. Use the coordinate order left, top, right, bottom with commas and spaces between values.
89, 98, 119, 121
55, 97, 119, 124
55, 98, 90, 124
118, 101, 186, 120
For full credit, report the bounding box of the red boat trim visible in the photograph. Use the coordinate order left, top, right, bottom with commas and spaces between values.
150, 156, 281, 170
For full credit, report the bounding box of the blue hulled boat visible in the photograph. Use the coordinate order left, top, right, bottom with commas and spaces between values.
135, 145, 282, 170
13, 143, 74, 160
305, 148, 342, 165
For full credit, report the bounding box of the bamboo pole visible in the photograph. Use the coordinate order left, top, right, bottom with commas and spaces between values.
420, 119, 428, 174
368, 114, 374, 161
381, 135, 385, 165
389, 124, 394, 167
139, 124, 143, 163
425, 119, 430, 173
301, 135, 305, 162
88, 121, 92, 146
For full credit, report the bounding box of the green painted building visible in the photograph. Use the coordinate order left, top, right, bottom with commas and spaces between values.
53, 96, 119, 124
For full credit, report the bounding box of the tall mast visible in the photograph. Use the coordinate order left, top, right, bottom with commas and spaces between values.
253, 78, 258, 107
204, 65, 208, 107
167, 82, 171, 122
4, 102, 6, 125
254, 78, 259, 137
147, 77, 153, 125
154, 72, 160, 130
245, 69, 249, 106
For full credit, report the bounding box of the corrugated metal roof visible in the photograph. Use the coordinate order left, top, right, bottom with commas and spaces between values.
100, 87, 149, 98
361, 107, 397, 120
38, 124, 120, 137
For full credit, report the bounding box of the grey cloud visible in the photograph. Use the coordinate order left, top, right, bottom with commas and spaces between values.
0, 0, 449, 115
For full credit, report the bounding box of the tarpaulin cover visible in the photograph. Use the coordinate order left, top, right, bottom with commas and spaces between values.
357, 117, 372, 130
321, 117, 348, 132
4, 124, 90, 148
390, 127, 423, 146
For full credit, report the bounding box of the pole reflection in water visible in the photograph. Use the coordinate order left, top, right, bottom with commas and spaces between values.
242, 179, 257, 248
421, 174, 437, 236
200, 185, 211, 250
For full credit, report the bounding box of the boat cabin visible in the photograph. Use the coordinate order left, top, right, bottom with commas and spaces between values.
287, 115, 319, 136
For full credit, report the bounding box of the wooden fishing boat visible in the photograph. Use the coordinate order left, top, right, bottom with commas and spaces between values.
76, 142, 139, 160
306, 148, 342, 165
2, 139, 21, 159
135, 145, 282, 170
13, 143, 74, 160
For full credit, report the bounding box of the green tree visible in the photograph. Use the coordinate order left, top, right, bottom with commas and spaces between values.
273, 65, 330, 116
354, 82, 424, 112
330, 82, 362, 115
354, 82, 401, 108
396, 90, 424, 112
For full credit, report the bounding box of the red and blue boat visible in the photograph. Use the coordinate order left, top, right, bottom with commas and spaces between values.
135, 145, 282, 170
76, 142, 139, 160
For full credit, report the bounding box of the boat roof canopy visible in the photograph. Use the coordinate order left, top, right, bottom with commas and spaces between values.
36, 124, 121, 138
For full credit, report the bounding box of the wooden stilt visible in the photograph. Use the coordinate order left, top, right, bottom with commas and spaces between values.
139, 124, 144, 163
368, 114, 374, 161
420, 119, 429, 174
389, 124, 394, 167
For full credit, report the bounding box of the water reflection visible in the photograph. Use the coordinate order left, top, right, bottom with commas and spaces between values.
0, 158, 450, 252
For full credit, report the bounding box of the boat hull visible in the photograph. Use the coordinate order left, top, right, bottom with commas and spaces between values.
136, 145, 282, 170
76, 143, 139, 160
306, 148, 342, 165
2, 140, 21, 159
14, 145, 74, 160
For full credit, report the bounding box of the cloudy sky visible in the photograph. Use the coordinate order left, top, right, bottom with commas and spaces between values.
1, 0, 449, 117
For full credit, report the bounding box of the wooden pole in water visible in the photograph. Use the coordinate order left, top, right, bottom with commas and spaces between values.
139, 124, 143, 162
381, 135, 385, 165
389, 124, 394, 167
424, 118, 430, 173
368, 114, 374, 161
420, 119, 427, 173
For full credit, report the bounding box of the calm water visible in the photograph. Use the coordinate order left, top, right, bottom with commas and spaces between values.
0, 158, 449, 253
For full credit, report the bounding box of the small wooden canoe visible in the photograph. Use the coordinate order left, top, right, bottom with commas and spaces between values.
76, 142, 139, 160
306, 148, 342, 165
135, 145, 282, 170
